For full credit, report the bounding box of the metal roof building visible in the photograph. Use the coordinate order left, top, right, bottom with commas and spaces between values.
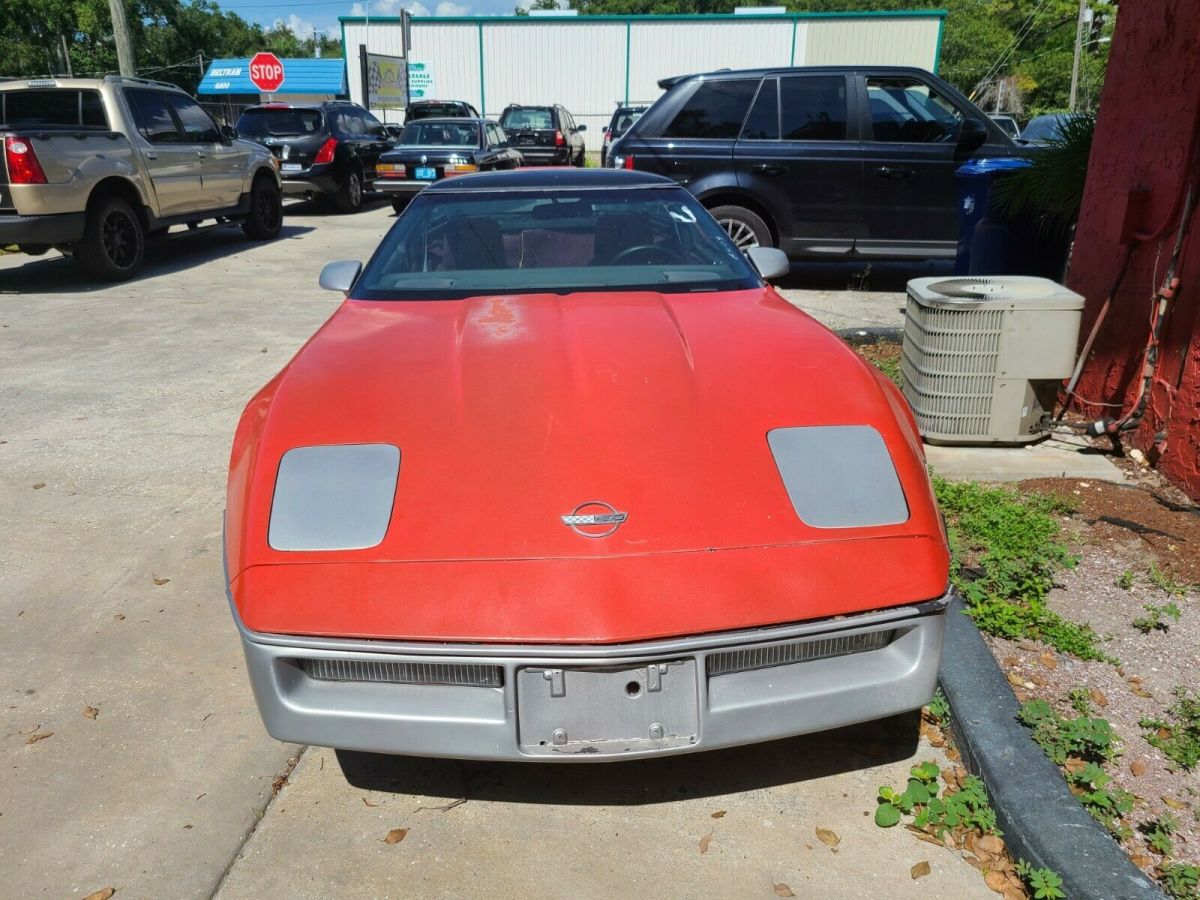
340, 10, 946, 141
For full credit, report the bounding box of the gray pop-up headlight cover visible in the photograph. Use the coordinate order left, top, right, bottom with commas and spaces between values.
268, 444, 401, 551
767, 426, 909, 528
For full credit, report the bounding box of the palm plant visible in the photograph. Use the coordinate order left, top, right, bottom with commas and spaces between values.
997, 113, 1097, 236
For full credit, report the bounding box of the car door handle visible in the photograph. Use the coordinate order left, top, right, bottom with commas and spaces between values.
196, 150, 208, 159
144, 151, 158, 160
751, 164, 786, 176
876, 166, 915, 179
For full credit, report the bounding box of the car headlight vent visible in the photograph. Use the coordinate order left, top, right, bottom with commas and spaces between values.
298, 658, 503, 688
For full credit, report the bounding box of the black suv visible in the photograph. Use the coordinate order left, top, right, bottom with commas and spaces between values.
498, 104, 586, 166
608, 66, 1016, 260
406, 100, 480, 121
600, 104, 648, 168
236, 101, 393, 213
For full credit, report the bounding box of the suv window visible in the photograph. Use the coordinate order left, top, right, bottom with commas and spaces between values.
487, 124, 505, 146
338, 108, 365, 135
664, 79, 758, 140
1, 89, 108, 128
126, 89, 182, 144
237, 107, 323, 137
165, 94, 221, 143
780, 76, 847, 141
740, 79, 778, 140
361, 109, 386, 135
867, 77, 962, 143
500, 107, 554, 131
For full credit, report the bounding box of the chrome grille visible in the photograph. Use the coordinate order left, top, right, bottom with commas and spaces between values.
299, 658, 503, 688
707, 630, 895, 677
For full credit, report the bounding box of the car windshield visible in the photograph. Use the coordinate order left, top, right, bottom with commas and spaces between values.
237, 108, 323, 137
611, 108, 645, 135
500, 108, 553, 130
399, 121, 480, 147
1020, 115, 1069, 142
353, 186, 760, 300
408, 103, 466, 119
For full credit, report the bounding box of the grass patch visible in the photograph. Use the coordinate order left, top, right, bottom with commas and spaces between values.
1132, 601, 1181, 634
934, 477, 1113, 662
1161, 862, 1200, 899
1018, 698, 1122, 765
1141, 687, 1200, 771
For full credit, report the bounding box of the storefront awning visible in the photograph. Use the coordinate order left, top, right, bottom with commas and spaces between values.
198, 58, 348, 95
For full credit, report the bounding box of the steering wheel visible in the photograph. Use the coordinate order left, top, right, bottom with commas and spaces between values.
608, 244, 672, 266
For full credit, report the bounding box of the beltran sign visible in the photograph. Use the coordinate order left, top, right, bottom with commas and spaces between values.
248, 52, 285, 93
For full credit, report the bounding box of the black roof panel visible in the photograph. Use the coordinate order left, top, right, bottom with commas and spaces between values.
423, 168, 676, 192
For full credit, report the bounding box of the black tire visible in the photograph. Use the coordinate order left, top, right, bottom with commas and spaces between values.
708, 204, 773, 252
76, 195, 144, 282
242, 176, 282, 240
333, 168, 364, 214
574, 149, 585, 168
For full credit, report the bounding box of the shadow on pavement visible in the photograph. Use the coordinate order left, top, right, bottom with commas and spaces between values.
0, 222, 315, 295
335, 712, 920, 804
282, 193, 392, 218
779, 259, 954, 293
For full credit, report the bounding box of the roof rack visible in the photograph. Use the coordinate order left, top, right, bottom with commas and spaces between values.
103, 75, 183, 90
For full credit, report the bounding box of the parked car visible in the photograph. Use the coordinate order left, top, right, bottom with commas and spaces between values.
225, 168, 951, 763
600, 103, 648, 168
1015, 113, 1076, 147
0, 75, 281, 281
989, 114, 1021, 139
405, 99, 480, 121
375, 117, 523, 213
498, 104, 586, 166
608, 66, 1017, 260
236, 101, 392, 213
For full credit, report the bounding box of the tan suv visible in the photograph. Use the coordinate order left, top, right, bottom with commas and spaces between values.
0, 76, 282, 281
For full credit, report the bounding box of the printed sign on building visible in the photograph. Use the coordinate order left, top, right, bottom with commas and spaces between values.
407, 61, 435, 101
363, 50, 408, 109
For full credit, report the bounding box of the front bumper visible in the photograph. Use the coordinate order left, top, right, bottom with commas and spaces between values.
230, 588, 949, 762
280, 171, 338, 196
0, 211, 85, 245
375, 179, 432, 195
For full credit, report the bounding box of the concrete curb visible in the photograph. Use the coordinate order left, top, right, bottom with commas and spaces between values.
937, 594, 1165, 899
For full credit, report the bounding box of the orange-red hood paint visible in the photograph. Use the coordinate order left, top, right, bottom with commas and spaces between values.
227, 288, 948, 642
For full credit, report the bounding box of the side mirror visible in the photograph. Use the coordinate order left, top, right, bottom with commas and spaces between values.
602, 125, 609, 133
577, 123, 587, 132
221, 124, 237, 144
957, 117, 989, 153
746, 246, 790, 281
318, 259, 363, 295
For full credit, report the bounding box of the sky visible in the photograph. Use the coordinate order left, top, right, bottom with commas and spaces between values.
218, 0, 537, 44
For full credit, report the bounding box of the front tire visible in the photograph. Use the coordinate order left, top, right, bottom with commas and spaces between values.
242, 177, 282, 240
76, 195, 144, 282
333, 168, 363, 214
709, 204, 772, 251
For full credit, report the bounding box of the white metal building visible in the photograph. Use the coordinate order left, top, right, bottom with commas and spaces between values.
340, 10, 946, 144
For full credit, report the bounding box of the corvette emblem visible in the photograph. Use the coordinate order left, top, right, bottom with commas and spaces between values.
561, 501, 628, 538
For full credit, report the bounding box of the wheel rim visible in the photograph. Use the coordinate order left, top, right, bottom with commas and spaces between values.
719, 218, 760, 251
256, 188, 280, 231
349, 173, 362, 207
102, 210, 138, 268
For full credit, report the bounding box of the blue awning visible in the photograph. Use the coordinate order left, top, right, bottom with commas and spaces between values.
198, 58, 348, 95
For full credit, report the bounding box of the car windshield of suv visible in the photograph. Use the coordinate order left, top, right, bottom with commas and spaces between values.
399, 122, 480, 147
409, 103, 466, 120
237, 108, 323, 137
612, 108, 645, 136
500, 108, 553, 130
353, 187, 760, 299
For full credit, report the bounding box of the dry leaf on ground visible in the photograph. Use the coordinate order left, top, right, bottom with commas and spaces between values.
152, 577, 170, 586
81, 889, 115, 900
25, 731, 53, 744
984, 869, 1010, 893
1038, 651, 1057, 670
1130, 758, 1147, 776
910, 861, 931, 880
32, 482, 46, 489
699, 831, 713, 854
1163, 795, 1187, 810
815, 827, 840, 847
711, 810, 726, 819
773, 884, 795, 897
362, 796, 380, 808
383, 827, 409, 844
83, 705, 99, 720
1088, 688, 1108, 707
976, 834, 1004, 856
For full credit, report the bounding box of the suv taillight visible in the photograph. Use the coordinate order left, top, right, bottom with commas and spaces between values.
314, 137, 338, 165
623, 154, 635, 170
555, 130, 565, 146
4, 135, 47, 184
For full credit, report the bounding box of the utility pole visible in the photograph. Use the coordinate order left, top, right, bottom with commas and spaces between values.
61, 35, 73, 77
108, 0, 136, 76
1069, 0, 1089, 111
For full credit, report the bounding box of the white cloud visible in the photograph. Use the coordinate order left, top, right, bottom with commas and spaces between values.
351, 0, 434, 15
286, 14, 317, 37
435, 1, 469, 14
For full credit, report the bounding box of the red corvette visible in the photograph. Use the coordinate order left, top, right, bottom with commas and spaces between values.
225, 169, 950, 761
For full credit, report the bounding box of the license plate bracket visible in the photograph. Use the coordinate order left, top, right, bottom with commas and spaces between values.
516, 660, 698, 756
281, 163, 302, 174
414, 166, 437, 180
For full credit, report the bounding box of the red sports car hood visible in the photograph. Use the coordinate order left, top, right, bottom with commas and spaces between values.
227, 288, 949, 642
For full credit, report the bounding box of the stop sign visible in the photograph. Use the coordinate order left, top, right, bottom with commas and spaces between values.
248, 52, 285, 93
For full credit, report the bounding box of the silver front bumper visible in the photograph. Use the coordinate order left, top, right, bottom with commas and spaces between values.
229, 591, 949, 762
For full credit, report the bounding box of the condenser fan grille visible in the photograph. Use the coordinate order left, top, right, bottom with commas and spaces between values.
924, 278, 1063, 301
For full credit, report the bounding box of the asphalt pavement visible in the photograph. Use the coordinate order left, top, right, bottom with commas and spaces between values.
0, 200, 990, 899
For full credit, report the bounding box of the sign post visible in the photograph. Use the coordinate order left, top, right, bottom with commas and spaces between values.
248, 52, 285, 96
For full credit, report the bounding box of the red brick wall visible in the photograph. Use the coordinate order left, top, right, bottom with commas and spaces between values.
1066, 0, 1200, 497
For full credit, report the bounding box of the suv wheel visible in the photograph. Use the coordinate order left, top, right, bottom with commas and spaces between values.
242, 176, 283, 240
710, 205, 772, 251
77, 196, 144, 281
334, 169, 363, 214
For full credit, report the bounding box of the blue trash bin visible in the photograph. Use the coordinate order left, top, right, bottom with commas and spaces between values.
955, 157, 1032, 275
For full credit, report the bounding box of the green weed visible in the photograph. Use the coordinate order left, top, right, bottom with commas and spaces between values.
1133, 602, 1182, 634
1065, 761, 1135, 839
1161, 862, 1200, 899
926, 689, 951, 726
1116, 569, 1136, 590
933, 478, 1112, 662
1015, 861, 1067, 900
1018, 699, 1122, 764
1140, 814, 1179, 857
1148, 563, 1190, 598
1141, 688, 1200, 771
875, 760, 999, 837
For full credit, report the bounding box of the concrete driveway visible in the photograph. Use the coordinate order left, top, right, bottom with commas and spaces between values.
0, 201, 987, 899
